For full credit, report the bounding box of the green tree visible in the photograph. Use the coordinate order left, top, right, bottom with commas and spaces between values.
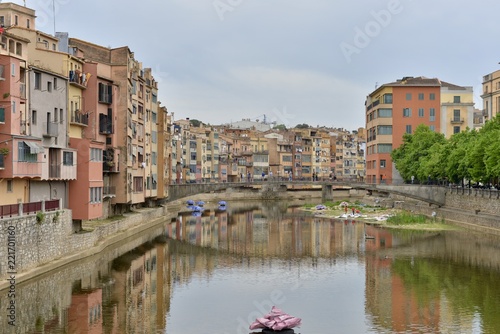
273, 124, 287, 131
294, 123, 310, 129
445, 129, 475, 185
189, 119, 203, 127
391, 124, 446, 182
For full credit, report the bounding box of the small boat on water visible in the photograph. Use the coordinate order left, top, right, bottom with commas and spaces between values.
218, 205, 227, 211
218, 200, 227, 206
315, 204, 327, 210
186, 199, 195, 206
197, 201, 205, 206
191, 205, 203, 212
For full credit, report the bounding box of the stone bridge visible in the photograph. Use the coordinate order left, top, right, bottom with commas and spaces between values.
168, 181, 447, 206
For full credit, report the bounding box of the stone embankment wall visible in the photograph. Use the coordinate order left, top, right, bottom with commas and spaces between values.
0, 211, 72, 277
387, 190, 500, 235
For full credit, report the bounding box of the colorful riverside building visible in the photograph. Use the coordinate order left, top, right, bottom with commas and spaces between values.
66, 37, 164, 214
365, 76, 474, 185
481, 69, 500, 123
0, 3, 79, 207
0, 2, 170, 220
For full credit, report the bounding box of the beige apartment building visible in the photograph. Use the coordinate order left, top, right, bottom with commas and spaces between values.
481, 69, 500, 123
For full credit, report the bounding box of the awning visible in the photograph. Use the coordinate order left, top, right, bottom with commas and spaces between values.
24, 141, 44, 154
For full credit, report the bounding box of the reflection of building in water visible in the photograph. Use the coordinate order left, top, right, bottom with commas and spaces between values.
68, 288, 103, 334
110, 240, 170, 333
364, 226, 441, 332
170, 206, 367, 258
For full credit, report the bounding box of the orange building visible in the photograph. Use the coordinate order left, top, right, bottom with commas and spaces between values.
365, 76, 474, 184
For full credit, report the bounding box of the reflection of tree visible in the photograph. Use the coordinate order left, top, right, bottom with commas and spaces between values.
392, 258, 500, 331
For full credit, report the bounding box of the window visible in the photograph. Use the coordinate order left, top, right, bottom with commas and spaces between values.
54, 78, 58, 90
34, 72, 41, 90
98, 82, 112, 104
152, 131, 157, 143
63, 152, 73, 166
418, 108, 424, 117
403, 108, 411, 117
377, 144, 392, 153
378, 108, 392, 117
430, 93, 436, 100
27, 19, 30, 29
383, 94, 393, 104
0, 16, 4, 25
406, 125, 412, 134
380, 160, 386, 168
0, 107, 4, 123
453, 96, 461, 103
54, 108, 58, 122
31, 110, 37, 125
430, 108, 436, 121
14, 15, 18, 26
60, 109, 63, 124
282, 155, 292, 162
453, 126, 460, 134
406, 93, 412, 100
418, 93, 424, 100
377, 125, 392, 135
7, 180, 12, 192
11, 63, 15, 77
18, 142, 38, 162
12, 101, 15, 114
90, 148, 103, 162
133, 177, 144, 192
429, 125, 435, 131
90, 187, 102, 203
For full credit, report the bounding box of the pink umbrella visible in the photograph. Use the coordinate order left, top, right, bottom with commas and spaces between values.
249, 306, 301, 331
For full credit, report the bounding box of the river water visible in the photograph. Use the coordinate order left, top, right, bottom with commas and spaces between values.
1, 201, 500, 334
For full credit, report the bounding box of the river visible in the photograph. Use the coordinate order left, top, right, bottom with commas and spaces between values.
1, 201, 499, 334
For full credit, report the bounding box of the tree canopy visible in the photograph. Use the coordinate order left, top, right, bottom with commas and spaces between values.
391, 116, 500, 186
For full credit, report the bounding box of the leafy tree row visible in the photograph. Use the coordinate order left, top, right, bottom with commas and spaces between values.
391, 115, 500, 186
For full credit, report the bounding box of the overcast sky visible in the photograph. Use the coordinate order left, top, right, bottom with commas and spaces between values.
19, 0, 500, 131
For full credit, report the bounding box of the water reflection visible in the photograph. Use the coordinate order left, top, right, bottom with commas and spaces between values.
1, 202, 500, 333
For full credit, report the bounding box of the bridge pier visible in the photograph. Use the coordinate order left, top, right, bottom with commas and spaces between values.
322, 185, 333, 202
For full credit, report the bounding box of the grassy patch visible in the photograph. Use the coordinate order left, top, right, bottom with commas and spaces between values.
387, 212, 428, 225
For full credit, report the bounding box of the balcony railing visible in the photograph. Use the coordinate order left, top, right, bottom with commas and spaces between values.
43, 122, 59, 137
0, 199, 59, 219
71, 110, 89, 126
451, 117, 464, 124
103, 186, 116, 195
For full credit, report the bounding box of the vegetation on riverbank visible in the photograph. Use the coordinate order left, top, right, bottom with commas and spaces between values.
301, 199, 459, 231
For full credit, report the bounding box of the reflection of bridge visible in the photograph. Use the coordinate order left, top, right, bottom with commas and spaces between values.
168, 181, 447, 206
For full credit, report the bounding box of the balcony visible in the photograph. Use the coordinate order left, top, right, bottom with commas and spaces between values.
69, 70, 88, 89
71, 110, 89, 126
43, 122, 59, 137
103, 186, 116, 196
451, 117, 464, 124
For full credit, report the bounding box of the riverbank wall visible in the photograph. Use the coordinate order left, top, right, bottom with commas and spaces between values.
384, 190, 500, 235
